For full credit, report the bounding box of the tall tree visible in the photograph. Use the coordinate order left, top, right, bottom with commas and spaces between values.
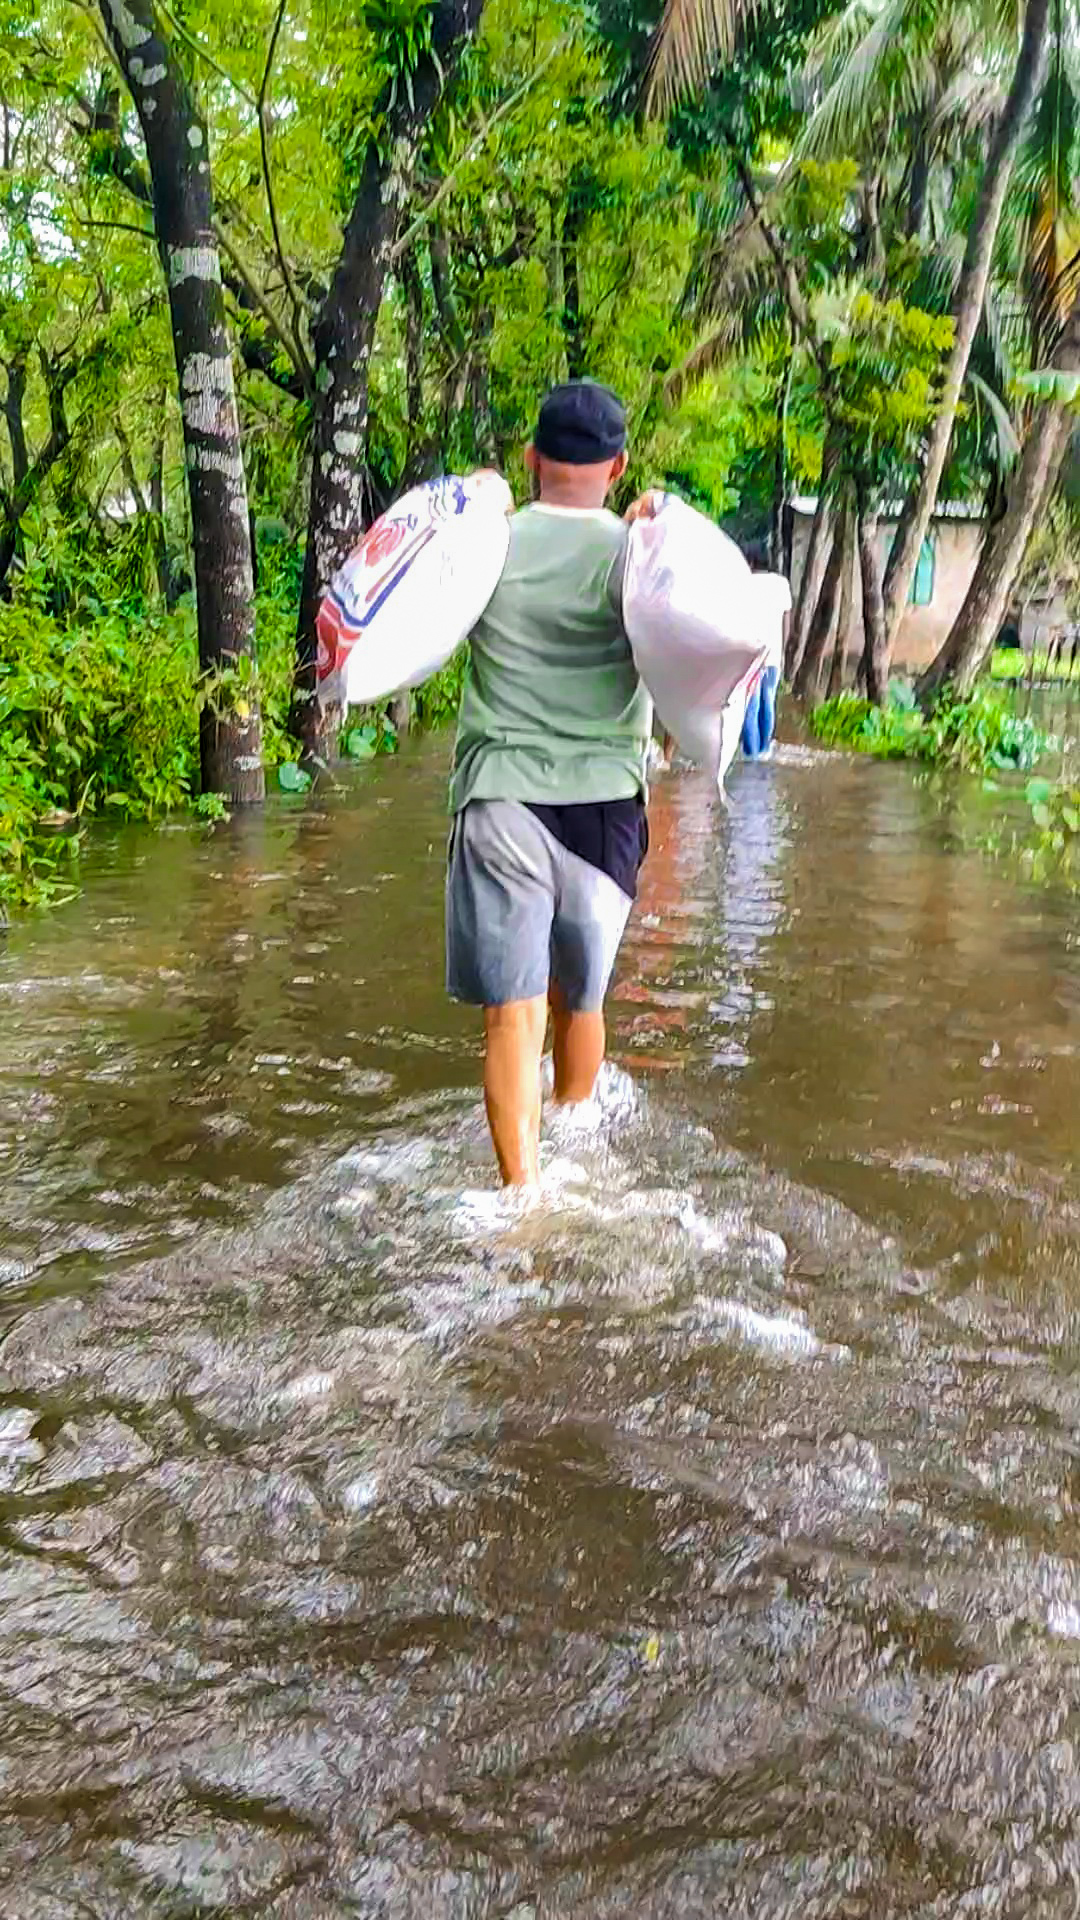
918, 28, 1080, 694
792, 482, 846, 700
294, 0, 485, 756
880, 0, 1053, 645
918, 309, 1080, 697
97, 0, 263, 804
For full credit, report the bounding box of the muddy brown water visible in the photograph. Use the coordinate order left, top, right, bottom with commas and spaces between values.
0, 736, 1078, 1918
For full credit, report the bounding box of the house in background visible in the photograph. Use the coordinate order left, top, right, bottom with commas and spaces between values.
788, 497, 986, 672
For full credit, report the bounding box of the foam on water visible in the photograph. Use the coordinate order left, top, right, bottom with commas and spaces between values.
301, 1053, 849, 1376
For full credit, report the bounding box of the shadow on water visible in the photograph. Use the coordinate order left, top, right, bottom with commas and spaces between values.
0, 733, 1078, 1916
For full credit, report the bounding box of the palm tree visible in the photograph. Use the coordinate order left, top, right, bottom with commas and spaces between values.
793, 0, 1058, 666
644, 0, 755, 114
920, 23, 1080, 692
880, 0, 1053, 646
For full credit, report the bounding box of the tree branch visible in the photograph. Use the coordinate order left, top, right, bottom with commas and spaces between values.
74, 213, 157, 240
390, 39, 565, 264
720, 128, 830, 385
2, 357, 30, 495
154, 0, 257, 108
257, 0, 313, 385
213, 216, 312, 396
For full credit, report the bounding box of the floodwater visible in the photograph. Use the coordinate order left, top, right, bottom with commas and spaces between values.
0, 735, 1078, 1918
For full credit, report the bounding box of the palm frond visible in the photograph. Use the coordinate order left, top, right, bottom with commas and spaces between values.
1018, 34, 1080, 356
664, 326, 741, 403
643, 0, 754, 115
978, 282, 1019, 396
906, 236, 963, 314
1014, 365, 1080, 405
665, 293, 788, 402
689, 207, 775, 319
795, 0, 918, 162
1038, 244, 1080, 353
967, 368, 1021, 468
802, 0, 881, 86
929, 65, 1008, 143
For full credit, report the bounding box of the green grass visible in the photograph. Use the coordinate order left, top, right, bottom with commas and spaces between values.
989, 646, 1080, 684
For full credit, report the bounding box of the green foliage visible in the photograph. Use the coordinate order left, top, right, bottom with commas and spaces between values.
810, 683, 1049, 774
922, 689, 1047, 773
412, 650, 468, 729
0, 588, 297, 911
808, 688, 926, 758
342, 714, 399, 759
194, 791, 230, 822
818, 286, 955, 496
990, 647, 1080, 683
277, 760, 312, 793
1024, 774, 1080, 881
9, 0, 1080, 926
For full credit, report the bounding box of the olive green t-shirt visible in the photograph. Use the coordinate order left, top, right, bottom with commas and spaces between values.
449, 503, 652, 813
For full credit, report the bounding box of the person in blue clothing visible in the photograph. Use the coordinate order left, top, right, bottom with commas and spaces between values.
741, 541, 791, 761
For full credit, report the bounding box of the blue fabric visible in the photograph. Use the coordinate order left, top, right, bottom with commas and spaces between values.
741, 665, 780, 759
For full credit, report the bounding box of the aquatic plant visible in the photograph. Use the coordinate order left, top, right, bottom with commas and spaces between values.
810, 682, 1047, 774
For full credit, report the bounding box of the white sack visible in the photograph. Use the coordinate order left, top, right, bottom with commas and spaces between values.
623, 495, 770, 791
316, 471, 513, 709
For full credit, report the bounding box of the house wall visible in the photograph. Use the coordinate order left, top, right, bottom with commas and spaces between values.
789, 514, 985, 672
1020, 594, 1071, 652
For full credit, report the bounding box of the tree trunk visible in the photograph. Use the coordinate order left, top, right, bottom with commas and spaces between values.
148, 413, 169, 603
787, 430, 839, 678
882, 0, 1052, 645
99, 0, 262, 805
2, 357, 29, 493
547, 198, 568, 382
562, 175, 588, 381
918, 408, 1071, 700
857, 493, 889, 704
430, 224, 467, 358
918, 292, 1080, 700
402, 251, 425, 472
793, 493, 847, 702
0, 353, 75, 597
827, 500, 857, 697
906, 126, 930, 240
770, 353, 793, 573
294, 0, 484, 758
880, 475, 920, 627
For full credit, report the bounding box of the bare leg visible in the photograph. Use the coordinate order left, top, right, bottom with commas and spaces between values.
483, 997, 547, 1186
549, 982, 606, 1105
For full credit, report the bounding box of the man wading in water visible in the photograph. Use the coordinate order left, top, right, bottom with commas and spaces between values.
446, 381, 656, 1187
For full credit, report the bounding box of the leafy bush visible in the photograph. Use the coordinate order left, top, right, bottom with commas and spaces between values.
1025, 775, 1080, 882
921, 688, 1046, 772
810, 683, 1047, 774
0, 547, 466, 910
0, 591, 297, 911
808, 685, 928, 758
413, 649, 468, 730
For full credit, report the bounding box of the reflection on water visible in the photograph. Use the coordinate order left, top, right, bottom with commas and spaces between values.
0, 735, 1078, 1916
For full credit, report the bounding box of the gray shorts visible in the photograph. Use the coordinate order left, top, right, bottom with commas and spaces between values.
446, 800, 633, 1010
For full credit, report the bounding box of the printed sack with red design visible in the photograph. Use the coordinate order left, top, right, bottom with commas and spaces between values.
316, 471, 513, 709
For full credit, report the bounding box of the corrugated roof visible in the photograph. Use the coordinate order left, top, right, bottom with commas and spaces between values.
790, 496, 984, 521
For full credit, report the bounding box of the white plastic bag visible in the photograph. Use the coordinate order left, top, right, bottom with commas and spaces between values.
622, 495, 770, 791
316, 471, 513, 709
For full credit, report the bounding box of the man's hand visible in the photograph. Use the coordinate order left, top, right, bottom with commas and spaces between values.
624, 489, 665, 524
467, 468, 515, 514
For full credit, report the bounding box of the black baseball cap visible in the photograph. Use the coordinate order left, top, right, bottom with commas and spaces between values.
533, 380, 627, 465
